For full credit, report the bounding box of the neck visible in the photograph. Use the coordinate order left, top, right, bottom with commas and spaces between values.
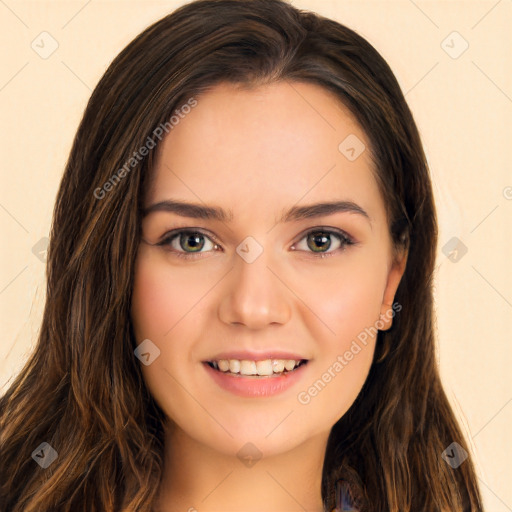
154, 422, 329, 512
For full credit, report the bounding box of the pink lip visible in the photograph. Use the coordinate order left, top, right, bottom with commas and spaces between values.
204, 351, 308, 361
202, 361, 309, 398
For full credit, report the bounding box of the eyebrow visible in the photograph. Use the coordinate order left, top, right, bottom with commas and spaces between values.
142, 199, 371, 224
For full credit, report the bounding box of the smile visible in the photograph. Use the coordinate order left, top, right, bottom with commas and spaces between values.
203, 359, 310, 398
206, 358, 308, 376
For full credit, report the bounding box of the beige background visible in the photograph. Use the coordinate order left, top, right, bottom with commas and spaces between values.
1, 1, 511, 510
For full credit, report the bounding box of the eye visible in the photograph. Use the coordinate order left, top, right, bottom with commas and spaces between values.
156, 229, 221, 259
152, 227, 355, 260
291, 228, 355, 258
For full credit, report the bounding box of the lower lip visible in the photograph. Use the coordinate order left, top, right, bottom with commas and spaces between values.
202, 361, 309, 398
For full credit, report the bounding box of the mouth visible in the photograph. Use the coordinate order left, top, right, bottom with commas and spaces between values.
204, 358, 309, 378
203, 357, 310, 397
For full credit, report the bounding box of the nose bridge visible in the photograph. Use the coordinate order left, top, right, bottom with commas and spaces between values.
218, 236, 291, 329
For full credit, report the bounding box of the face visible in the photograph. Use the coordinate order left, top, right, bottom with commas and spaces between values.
130, 81, 406, 457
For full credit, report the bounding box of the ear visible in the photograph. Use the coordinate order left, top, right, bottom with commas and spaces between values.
379, 247, 407, 331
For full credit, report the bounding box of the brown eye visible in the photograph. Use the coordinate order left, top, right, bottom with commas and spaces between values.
178, 232, 206, 252
307, 231, 333, 253
292, 228, 355, 257
157, 229, 219, 259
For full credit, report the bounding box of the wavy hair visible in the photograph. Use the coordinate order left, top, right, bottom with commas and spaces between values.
0, 0, 483, 510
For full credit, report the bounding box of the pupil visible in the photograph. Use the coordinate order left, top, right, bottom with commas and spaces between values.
307, 232, 330, 252
181, 233, 204, 252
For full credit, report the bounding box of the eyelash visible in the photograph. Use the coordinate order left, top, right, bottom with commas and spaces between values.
155, 227, 356, 260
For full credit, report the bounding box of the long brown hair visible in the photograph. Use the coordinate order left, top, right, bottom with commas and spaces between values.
0, 1, 483, 510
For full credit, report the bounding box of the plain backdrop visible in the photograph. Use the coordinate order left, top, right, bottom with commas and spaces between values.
0, 1, 511, 510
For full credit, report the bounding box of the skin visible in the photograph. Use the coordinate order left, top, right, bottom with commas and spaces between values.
130, 81, 407, 512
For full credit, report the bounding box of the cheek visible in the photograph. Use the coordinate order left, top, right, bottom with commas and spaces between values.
294, 277, 381, 427
130, 251, 209, 425
290, 255, 386, 423
131, 264, 174, 342
130, 249, 212, 343
296, 340, 375, 432
293, 254, 388, 348
130, 252, 194, 398
130, 242, 390, 441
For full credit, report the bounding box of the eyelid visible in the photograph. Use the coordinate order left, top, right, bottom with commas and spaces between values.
154, 228, 222, 260
157, 227, 222, 247
292, 225, 356, 246
290, 226, 356, 259
154, 226, 356, 259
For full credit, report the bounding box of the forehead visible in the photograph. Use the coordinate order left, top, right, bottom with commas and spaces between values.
145, 81, 385, 226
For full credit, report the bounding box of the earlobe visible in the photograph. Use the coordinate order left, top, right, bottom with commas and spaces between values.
379, 249, 407, 331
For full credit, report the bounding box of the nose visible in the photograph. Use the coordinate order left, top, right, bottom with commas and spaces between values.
217, 247, 292, 329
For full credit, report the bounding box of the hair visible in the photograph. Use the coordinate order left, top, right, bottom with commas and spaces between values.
0, 0, 483, 510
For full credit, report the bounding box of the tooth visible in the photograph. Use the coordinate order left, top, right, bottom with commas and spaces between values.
240, 360, 257, 375
272, 359, 285, 373
284, 360, 297, 371
218, 360, 230, 372
214, 358, 301, 375
229, 359, 240, 373
256, 360, 274, 376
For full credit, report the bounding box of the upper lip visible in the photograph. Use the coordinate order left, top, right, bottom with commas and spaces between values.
204, 350, 309, 362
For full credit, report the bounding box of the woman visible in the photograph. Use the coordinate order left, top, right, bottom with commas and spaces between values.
0, 0, 483, 510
